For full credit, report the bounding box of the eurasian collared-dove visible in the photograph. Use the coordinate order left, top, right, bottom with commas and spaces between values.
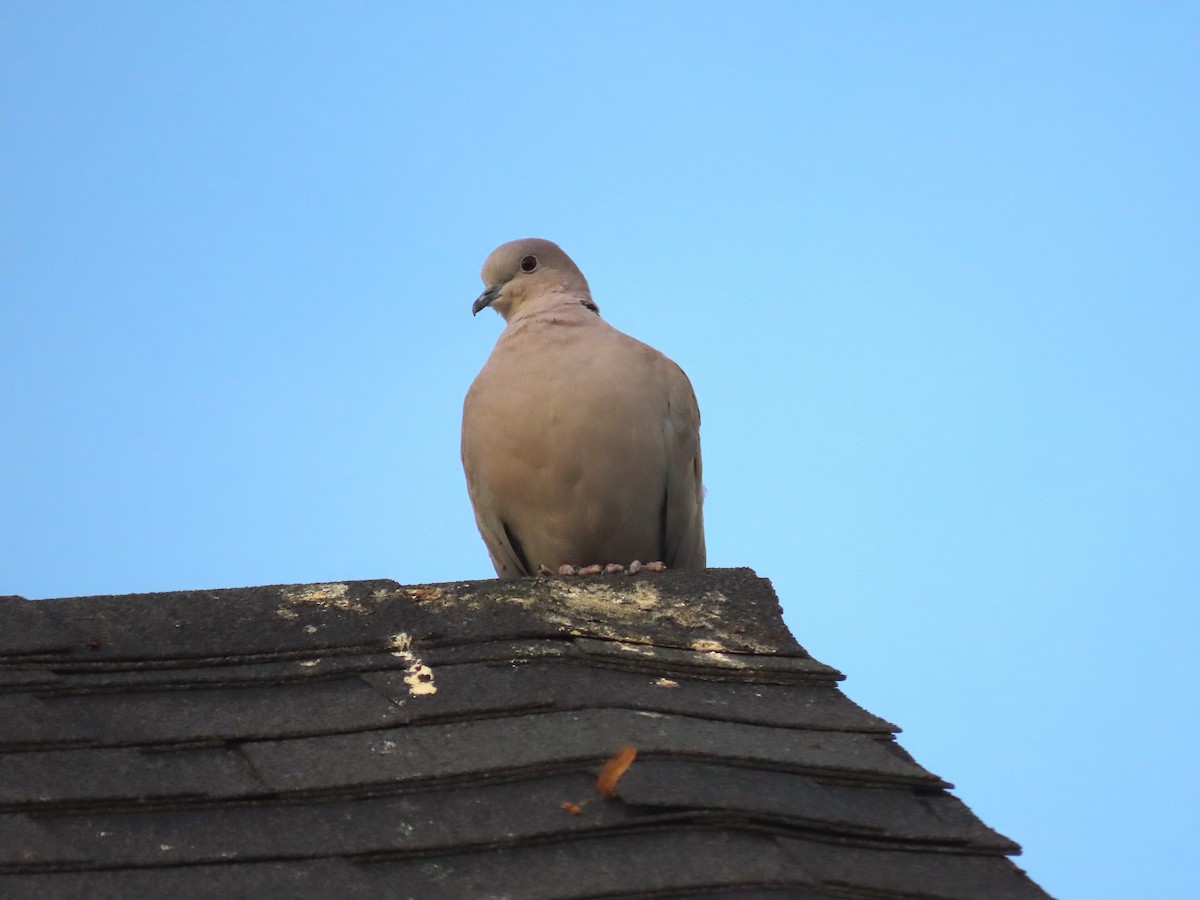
462, 238, 705, 578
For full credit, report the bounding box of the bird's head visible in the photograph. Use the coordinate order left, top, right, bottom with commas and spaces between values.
472, 238, 597, 321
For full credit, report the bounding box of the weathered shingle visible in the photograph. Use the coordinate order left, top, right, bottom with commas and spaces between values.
0, 568, 1049, 899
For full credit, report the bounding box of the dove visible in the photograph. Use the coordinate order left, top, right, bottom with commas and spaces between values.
462, 238, 705, 578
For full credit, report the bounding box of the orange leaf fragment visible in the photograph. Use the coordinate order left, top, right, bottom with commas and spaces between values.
561, 801, 583, 815
596, 745, 638, 797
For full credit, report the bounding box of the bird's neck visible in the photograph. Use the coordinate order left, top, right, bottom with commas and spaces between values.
503, 291, 601, 327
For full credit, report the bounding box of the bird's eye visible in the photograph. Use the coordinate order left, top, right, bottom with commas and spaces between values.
520, 255, 538, 273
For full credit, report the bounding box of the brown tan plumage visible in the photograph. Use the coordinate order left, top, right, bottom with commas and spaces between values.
462, 238, 705, 578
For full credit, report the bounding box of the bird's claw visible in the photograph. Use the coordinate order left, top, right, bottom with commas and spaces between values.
548, 560, 668, 577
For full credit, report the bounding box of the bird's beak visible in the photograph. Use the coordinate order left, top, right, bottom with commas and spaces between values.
472, 285, 500, 316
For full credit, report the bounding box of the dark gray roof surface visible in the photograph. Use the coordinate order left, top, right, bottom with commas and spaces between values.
0, 568, 1049, 899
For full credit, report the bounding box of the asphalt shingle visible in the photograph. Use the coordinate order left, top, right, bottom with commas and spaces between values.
0, 568, 1050, 899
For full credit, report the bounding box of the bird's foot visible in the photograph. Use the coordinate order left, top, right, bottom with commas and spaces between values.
552, 561, 667, 576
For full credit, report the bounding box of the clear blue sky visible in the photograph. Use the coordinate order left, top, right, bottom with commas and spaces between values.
3, 3, 1197, 896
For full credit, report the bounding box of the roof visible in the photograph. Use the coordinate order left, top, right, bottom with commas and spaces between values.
0, 568, 1049, 899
